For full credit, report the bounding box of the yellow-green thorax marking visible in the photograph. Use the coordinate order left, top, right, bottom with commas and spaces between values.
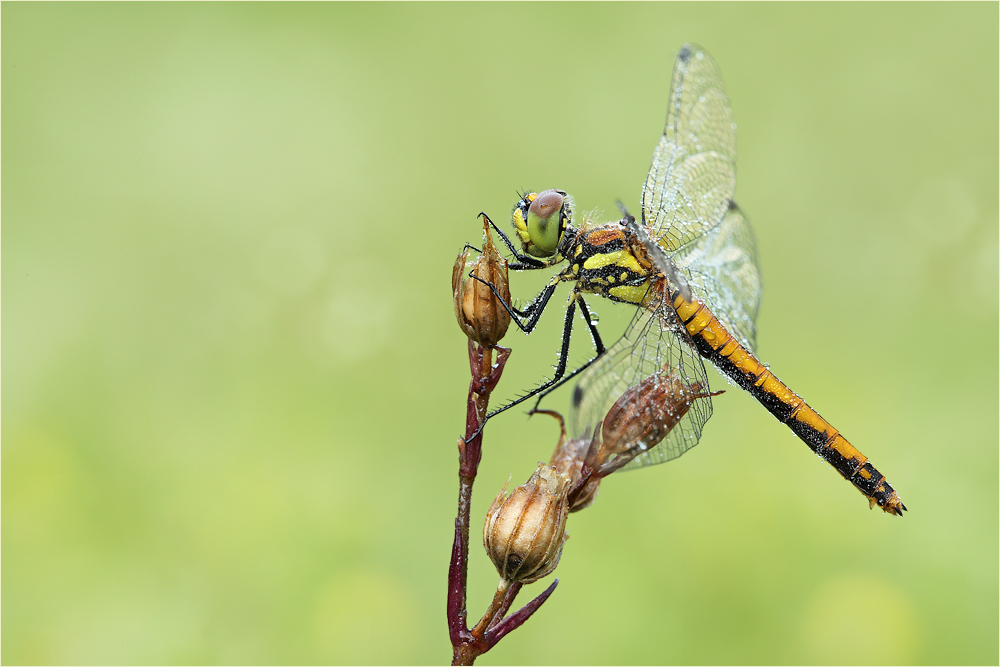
511, 190, 659, 306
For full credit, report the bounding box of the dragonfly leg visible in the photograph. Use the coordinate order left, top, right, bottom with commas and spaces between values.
577, 296, 606, 355
464, 282, 587, 444
478, 212, 547, 268
468, 271, 562, 333
486, 284, 614, 422
480, 295, 580, 426
529, 296, 606, 410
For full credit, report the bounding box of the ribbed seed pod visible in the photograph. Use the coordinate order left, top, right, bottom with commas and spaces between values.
483, 463, 570, 584
452, 220, 511, 347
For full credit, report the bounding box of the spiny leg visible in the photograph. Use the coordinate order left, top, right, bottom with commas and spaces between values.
529, 296, 606, 411
486, 289, 607, 420
478, 212, 547, 269
464, 287, 609, 443
468, 271, 563, 333
474, 294, 578, 432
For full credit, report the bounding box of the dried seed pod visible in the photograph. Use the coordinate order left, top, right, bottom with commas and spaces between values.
543, 410, 602, 513
483, 463, 570, 584
598, 372, 720, 473
452, 219, 511, 347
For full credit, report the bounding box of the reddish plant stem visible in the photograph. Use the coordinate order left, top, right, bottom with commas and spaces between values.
485, 579, 559, 649
448, 341, 510, 663
470, 579, 512, 639
448, 340, 554, 665
488, 581, 522, 631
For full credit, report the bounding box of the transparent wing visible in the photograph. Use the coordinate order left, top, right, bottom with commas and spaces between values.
641, 44, 737, 253
672, 201, 762, 352
569, 282, 714, 471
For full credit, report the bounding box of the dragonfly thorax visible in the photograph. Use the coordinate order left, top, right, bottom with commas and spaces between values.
511, 189, 574, 258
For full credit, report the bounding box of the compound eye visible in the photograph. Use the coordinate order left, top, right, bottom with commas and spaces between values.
526, 190, 564, 255
529, 190, 564, 219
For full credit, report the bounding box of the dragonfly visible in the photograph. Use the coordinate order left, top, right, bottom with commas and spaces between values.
478, 43, 905, 515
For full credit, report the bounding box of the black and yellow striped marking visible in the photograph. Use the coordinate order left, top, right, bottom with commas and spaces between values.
562, 226, 654, 306
672, 290, 906, 516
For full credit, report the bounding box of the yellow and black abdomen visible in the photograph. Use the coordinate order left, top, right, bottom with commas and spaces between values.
672, 292, 906, 515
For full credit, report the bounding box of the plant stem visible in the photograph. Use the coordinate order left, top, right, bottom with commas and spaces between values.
448, 341, 509, 664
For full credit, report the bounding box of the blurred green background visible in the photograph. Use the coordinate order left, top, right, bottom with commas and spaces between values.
3, 3, 997, 665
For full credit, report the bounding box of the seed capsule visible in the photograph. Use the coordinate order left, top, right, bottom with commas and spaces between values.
483, 463, 570, 584
452, 219, 511, 347
544, 410, 602, 512
598, 372, 720, 473
557, 435, 602, 512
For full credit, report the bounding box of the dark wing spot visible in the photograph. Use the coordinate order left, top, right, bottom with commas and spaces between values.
572, 384, 584, 408
728, 198, 738, 211
678, 45, 692, 62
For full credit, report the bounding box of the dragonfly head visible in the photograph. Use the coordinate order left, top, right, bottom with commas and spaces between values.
512, 189, 573, 258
